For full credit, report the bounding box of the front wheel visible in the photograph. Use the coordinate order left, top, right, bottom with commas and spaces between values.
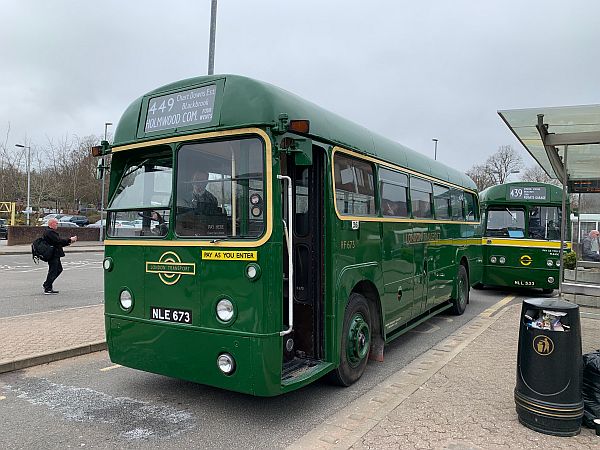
451, 265, 469, 315
329, 293, 371, 386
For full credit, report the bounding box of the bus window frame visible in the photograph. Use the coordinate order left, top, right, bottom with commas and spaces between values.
409, 176, 434, 219
330, 147, 480, 225
105, 127, 274, 248
173, 135, 267, 241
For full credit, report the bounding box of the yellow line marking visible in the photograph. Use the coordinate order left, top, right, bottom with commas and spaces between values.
480, 295, 516, 318
0, 396, 6, 400
100, 364, 122, 372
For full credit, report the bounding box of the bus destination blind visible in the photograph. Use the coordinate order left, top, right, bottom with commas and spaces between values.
145, 84, 217, 133
508, 186, 547, 201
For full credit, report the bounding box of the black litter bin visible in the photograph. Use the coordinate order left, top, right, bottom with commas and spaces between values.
515, 298, 584, 436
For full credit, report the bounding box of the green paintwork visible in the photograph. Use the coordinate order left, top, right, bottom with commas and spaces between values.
479, 182, 569, 290
113, 75, 475, 190
105, 74, 482, 396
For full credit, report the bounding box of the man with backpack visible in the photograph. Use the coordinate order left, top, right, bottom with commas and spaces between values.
42, 218, 77, 294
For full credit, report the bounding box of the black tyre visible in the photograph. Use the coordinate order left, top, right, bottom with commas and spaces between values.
451, 265, 469, 315
542, 288, 554, 295
329, 293, 371, 386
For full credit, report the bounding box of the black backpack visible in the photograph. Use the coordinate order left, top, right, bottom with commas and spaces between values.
32, 237, 54, 263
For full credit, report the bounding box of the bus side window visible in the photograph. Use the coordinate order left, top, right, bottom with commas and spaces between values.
409, 177, 433, 219
463, 192, 478, 221
334, 153, 375, 216
379, 167, 408, 217
433, 184, 451, 220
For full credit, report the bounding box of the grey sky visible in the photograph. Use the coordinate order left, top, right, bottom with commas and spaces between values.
1, 0, 599, 172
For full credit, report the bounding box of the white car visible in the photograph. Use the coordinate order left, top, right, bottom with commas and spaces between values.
57, 221, 79, 228
38, 213, 65, 224
86, 219, 106, 228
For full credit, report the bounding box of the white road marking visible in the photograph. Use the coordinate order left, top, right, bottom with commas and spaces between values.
100, 365, 122, 372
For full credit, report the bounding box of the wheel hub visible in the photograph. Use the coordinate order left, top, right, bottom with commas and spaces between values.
347, 314, 370, 366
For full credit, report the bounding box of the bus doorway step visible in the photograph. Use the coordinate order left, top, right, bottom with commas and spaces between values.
282, 357, 320, 381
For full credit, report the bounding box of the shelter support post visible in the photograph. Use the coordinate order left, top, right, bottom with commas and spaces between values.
558, 146, 568, 296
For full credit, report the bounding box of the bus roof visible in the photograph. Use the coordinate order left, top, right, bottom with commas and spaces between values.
479, 181, 564, 204
114, 74, 476, 190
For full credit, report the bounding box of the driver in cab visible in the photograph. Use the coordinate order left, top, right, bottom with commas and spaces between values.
190, 169, 218, 215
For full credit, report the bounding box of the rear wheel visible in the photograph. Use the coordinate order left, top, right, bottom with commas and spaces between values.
329, 293, 371, 386
451, 265, 469, 315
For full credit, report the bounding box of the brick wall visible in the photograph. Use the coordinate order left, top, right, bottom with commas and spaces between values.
6, 226, 100, 246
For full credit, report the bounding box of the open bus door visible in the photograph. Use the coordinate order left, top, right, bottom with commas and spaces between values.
279, 145, 325, 379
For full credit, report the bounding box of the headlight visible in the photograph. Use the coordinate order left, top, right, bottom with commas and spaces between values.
216, 299, 234, 322
546, 259, 554, 267
245, 263, 261, 281
103, 257, 113, 271
548, 277, 555, 284
490, 256, 497, 264
119, 289, 133, 311
217, 353, 236, 375
499, 256, 506, 264
555, 260, 561, 267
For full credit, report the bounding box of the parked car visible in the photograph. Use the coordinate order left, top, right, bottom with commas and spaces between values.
66, 215, 90, 227
0, 219, 7, 239
86, 219, 106, 228
57, 221, 79, 228
38, 213, 65, 224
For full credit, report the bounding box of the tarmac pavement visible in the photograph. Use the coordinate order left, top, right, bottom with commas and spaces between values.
0, 253, 599, 448
0, 240, 104, 256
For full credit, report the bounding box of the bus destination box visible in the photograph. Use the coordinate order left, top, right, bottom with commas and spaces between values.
514, 297, 584, 436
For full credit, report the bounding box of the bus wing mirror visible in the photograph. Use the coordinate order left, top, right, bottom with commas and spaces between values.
293, 137, 312, 166
96, 158, 105, 180
279, 135, 312, 166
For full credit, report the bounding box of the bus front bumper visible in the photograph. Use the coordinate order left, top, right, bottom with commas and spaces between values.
482, 266, 559, 290
106, 316, 283, 396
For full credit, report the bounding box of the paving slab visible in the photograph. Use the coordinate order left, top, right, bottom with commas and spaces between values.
0, 305, 106, 374
291, 301, 600, 449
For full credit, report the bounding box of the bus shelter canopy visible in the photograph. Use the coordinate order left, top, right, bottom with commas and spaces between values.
499, 105, 600, 186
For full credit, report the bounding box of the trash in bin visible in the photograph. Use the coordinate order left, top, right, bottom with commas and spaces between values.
582, 349, 600, 429
525, 309, 569, 331
515, 297, 584, 437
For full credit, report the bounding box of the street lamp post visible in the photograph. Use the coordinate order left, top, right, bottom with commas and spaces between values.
15, 144, 31, 225
432, 139, 438, 161
208, 0, 218, 75
99, 123, 113, 241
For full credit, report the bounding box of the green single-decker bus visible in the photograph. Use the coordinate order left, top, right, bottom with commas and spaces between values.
96, 74, 482, 396
478, 182, 570, 294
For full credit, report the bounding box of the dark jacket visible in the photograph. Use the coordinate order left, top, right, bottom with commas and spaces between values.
582, 235, 600, 262
43, 227, 71, 258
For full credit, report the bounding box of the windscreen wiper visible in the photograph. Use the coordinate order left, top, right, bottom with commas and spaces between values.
122, 159, 150, 179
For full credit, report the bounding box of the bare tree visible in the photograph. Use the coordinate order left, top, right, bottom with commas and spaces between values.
521, 165, 556, 184
466, 163, 495, 191
485, 145, 523, 184
466, 144, 524, 191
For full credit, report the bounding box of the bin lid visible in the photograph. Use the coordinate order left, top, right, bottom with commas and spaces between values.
523, 297, 579, 310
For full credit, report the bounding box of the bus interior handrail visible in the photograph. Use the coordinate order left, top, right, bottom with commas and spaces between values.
278, 175, 293, 337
